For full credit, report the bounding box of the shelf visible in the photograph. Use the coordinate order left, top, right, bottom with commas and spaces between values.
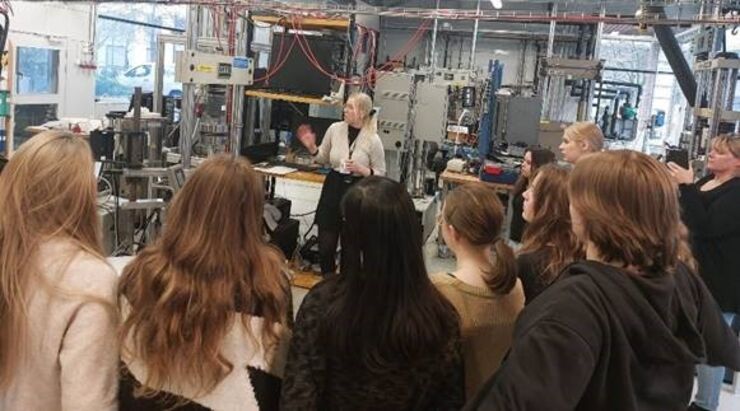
694, 58, 740, 71
252, 15, 350, 31
245, 89, 340, 106
693, 108, 740, 122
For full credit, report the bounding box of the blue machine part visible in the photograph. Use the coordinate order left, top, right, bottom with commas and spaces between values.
477, 60, 503, 158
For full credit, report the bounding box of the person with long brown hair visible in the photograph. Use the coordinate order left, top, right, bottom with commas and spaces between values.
432, 183, 524, 398
118, 155, 292, 410
0, 131, 119, 410
465, 150, 740, 411
281, 176, 463, 410
668, 134, 740, 411
509, 147, 556, 243
517, 164, 582, 303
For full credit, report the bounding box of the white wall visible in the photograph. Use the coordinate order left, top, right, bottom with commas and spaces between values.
9, 1, 96, 117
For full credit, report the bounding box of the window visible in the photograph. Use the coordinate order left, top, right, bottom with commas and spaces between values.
16, 47, 59, 95
105, 45, 127, 68
95, 3, 186, 100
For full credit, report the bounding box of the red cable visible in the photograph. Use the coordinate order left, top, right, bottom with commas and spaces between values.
291, 17, 430, 86
252, 20, 298, 83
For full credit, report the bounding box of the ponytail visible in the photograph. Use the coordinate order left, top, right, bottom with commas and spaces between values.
484, 238, 518, 294
364, 107, 378, 135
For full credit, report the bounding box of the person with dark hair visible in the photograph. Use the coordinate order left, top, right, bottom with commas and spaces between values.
295, 92, 385, 276
516, 164, 583, 303
432, 183, 524, 398
281, 176, 463, 410
668, 134, 740, 411
465, 150, 740, 411
509, 147, 556, 243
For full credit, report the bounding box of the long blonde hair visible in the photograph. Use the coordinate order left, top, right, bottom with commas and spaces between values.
119, 154, 290, 396
0, 131, 103, 388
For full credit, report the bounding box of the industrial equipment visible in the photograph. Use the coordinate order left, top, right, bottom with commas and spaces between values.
175, 50, 254, 86
376, 71, 416, 152
689, 53, 740, 159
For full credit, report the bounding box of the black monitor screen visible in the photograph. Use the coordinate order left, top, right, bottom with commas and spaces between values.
255, 33, 339, 97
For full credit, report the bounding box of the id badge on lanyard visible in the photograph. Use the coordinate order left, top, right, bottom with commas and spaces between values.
342, 136, 360, 184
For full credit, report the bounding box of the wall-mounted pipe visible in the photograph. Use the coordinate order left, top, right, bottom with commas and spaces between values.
569, 80, 642, 107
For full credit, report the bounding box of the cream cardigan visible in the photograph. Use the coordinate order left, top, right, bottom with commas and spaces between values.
314, 121, 386, 176
0, 239, 119, 411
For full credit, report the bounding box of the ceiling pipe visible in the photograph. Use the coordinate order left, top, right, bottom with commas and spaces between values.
649, 5, 697, 106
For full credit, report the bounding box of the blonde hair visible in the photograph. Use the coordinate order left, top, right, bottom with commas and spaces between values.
712, 134, 740, 159
119, 154, 290, 396
347, 92, 377, 134
0, 131, 103, 388
565, 122, 604, 153
569, 150, 685, 274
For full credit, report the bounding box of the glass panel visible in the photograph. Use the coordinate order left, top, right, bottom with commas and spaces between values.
13, 104, 58, 147
16, 47, 59, 95
161, 42, 184, 98
95, 3, 186, 100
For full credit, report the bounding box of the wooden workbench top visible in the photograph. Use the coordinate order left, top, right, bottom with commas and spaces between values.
440, 169, 514, 192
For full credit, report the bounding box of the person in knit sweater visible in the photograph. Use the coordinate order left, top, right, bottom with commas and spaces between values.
432, 182, 524, 398
0, 131, 119, 411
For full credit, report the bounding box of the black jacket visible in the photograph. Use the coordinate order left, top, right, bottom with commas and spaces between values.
465, 261, 740, 411
509, 191, 526, 243
679, 176, 740, 313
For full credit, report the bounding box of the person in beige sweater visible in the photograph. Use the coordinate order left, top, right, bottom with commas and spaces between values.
433, 183, 525, 399
0, 131, 119, 411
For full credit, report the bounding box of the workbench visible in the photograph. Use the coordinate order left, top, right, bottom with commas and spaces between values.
437, 169, 515, 258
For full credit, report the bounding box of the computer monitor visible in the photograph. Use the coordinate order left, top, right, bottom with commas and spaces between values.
241, 140, 280, 164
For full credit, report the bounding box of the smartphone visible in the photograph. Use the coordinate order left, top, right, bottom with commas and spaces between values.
666, 148, 689, 169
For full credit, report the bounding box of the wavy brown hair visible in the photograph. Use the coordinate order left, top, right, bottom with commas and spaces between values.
520, 164, 583, 284
119, 155, 289, 395
443, 183, 518, 294
569, 150, 684, 274
0, 131, 104, 388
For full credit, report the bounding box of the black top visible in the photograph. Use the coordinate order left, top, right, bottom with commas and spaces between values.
280, 277, 465, 410
465, 261, 740, 411
679, 176, 740, 313
119, 364, 280, 411
347, 125, 360, 154
516, 249, 552, 304
509, 192, 526, 243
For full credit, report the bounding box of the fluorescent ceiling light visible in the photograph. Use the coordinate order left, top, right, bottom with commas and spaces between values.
490, 0, 503, 10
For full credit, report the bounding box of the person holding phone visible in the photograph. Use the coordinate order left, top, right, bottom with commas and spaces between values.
668, 134, 740, 411
296, 92, 386, 275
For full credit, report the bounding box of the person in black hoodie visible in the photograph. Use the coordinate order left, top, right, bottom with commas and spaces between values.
668, 134, 740, 411
465, 150, 740, 411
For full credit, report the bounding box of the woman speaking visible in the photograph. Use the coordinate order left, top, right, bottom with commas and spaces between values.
296, 92, 386, 275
